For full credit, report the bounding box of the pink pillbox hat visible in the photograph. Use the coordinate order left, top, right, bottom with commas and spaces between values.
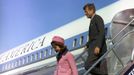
51, 36, 64, 46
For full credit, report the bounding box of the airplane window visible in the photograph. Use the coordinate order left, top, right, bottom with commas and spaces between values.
40, 51, 43, 59
9, 63, 12, 69
6, 64, 8, 69
18, 59, 20, 66
4, 64, 7, 70
28, 56, 30, 62
8, 63, 10, 69
21, 59, 23, 65
44, 49, 47, 57
2, 65, 5, 71
25, 57, 27, 64
73, 38, 77, 47
19, 59, 22, 65
10, 63, 12, 69
49, 48, 52, 56
10, 63, 11, 69
15, 61, 17, 67
36, 52, 39, 60
22, 58, 25, 64
80, 36, 84, 45
6, 64, 8, 70
12, 62, 14, 68
16, 61, 18, 66
13, 62, 15, 68
5, 64, 8, 69
31, 55, 33, 62
32, 54, 35, 61
23, 57, 26, 64
11, 63, 13, 68
5, 64, 8, 70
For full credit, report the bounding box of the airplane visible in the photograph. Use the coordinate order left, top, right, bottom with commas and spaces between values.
0, 0, 134, 75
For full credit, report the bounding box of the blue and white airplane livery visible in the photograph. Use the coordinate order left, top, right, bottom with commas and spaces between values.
0, 0, 134, 75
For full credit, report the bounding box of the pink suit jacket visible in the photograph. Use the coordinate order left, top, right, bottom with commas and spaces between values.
54, 52, 78, 75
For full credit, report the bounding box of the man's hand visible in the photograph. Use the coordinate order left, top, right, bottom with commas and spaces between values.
94, 47, 100, 55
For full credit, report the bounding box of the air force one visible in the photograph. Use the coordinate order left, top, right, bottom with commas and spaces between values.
0, 0, 134, 75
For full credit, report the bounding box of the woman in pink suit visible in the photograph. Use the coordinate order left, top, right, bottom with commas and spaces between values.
51, 36, 78, 75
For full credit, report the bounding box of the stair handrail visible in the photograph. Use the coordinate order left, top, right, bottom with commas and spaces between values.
83, 28, 134, 75
131, 48, 134, 61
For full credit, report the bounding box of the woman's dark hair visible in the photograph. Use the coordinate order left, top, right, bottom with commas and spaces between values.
83, 3, 96, 13
51, 42, 66, 50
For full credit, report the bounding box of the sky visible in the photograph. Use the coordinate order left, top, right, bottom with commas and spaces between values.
0, 0, 117, 54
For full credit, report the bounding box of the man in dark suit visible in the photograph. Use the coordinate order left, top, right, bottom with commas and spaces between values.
83, 3, 108, 75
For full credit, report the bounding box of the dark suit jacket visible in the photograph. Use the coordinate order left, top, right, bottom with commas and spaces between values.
86, 14, 107, 56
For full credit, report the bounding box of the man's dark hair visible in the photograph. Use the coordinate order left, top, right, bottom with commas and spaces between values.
83, 3, 96, 13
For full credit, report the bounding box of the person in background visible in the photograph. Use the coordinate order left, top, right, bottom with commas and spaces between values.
83, 3, 108, 75
51, 36, 78, 75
